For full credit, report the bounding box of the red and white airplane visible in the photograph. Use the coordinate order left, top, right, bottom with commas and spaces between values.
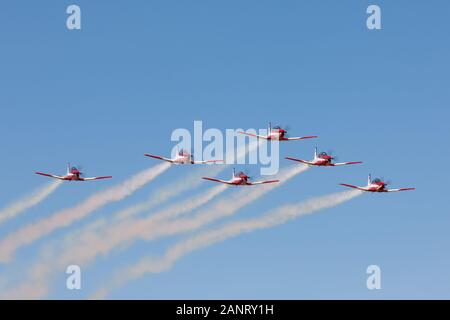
35, 164, 112, 181
238, 123, 317, 141
286, 147, 363, 167
202, 168, 279, 186
145, 149, 222, 165
340, 175, 415, 193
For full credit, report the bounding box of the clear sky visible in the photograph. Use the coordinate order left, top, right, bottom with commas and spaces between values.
0, 0, 449, 299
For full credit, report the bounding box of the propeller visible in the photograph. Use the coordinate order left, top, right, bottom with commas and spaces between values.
244, 168, 253, 180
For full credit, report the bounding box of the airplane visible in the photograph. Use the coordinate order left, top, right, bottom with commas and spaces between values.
238, 123, 317, 141
35, 164, 112, 181
202, 168, 279, 186
144, 149, 222, 165
340, 174, 415, 193
286, 147, 363, 167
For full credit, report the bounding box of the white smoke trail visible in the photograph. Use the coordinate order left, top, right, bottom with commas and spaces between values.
55, 165, 307, 269
60, 166, 226, 245
113, 166, 225, 222
0, 184, 228, 299
0, 164, 305, 299
0, 162, 170, 263
65, 137, 262, 238
0, 180, 62, 226
54, 140, 255, 250
92, 189, 362, 298
115, 137, 262, 222
57, 183, 229, 266
0, 139, 269, 297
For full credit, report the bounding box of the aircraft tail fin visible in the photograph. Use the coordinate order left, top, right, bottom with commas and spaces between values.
368, 174, 372, 185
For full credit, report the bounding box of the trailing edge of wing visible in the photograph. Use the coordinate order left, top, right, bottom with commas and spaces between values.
237, 131, 268, 140
82, 176, 113, 181
332, 161, 363, 166
285, 157, 313, 165
144, 154, 174, 163
193, 160, 223, 164
202, 177, 232, 185
339, 183, 366, 191
386, 188, 415, 192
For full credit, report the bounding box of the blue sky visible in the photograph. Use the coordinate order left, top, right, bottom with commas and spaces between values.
0, 0, 449, 299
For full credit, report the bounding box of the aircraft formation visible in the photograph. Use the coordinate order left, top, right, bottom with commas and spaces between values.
35, 123, 415, 193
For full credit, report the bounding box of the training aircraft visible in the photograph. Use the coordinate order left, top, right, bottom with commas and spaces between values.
340, 174, 415, 193
35, 164, 112, 181
238, 123, 317, 141
145, 149, 222, 165
286, 147, 363, 167
202, 168, 279, 186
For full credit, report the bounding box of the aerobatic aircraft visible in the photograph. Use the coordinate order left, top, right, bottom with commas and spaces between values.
286, 147, 362, 167
340, 175, 415, 193
238, 123, 317, 141
36, 164, 112, 181
202, 168, 279, 186
144, 149, 222, 165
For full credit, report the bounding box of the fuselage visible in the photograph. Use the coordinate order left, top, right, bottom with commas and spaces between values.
310, 155, 334, 166
226, 172, 251, 185
364, 181, 387, 192
64, 169, 82, 181
267, 129, 286, 140
171, 154, 193, 164
229, 176, 249, 185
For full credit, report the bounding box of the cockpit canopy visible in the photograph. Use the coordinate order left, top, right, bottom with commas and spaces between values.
178, 149, 190, 156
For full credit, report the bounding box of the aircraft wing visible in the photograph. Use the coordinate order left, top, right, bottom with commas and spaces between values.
144, 154, 174, 163
285, 157, 314, 165
386, 187, 415, 192
35, 172, 66, 180
81, 176, 113, 181
202, 177, 234, 185
237, 131, 269, 140
248, 179, 280, 185
192, 160, 223, 164
332, 161, 363, 166
285, 135, 318, 141
339, 183, 367, 191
